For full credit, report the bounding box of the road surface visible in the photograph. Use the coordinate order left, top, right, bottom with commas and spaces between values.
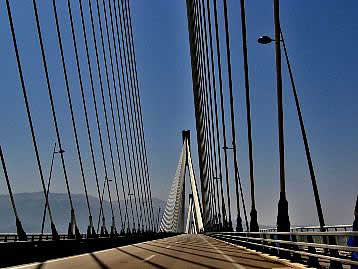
9, 234, 304, 269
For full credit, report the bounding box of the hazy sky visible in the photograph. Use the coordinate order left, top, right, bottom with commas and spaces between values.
0, 1, 357, 227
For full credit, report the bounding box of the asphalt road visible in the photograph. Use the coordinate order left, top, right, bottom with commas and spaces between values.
9, 235, 301, 269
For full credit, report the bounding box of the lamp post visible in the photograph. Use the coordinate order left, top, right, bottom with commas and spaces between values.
257, 1, 289, 233
258, 30, 326, 233
272, 0, 290, 233
157, 207, 161, 233
40, 143, 64, 237
259, 28, 348, 268
97, 178, 113, 236
354, 195, 358, 232
213, 176, 223, 230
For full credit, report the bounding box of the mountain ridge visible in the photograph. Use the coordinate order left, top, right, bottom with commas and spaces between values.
0, 192, 166, 233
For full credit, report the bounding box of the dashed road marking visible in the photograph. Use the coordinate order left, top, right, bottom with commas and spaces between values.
8, 263, 40, 269
144, 254, 156, 261
202, 236, 246, 269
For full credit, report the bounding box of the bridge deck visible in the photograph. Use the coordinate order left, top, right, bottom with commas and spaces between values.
11, 235, 305, 269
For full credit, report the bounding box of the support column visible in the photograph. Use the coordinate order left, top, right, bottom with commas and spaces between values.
273, 0, 290, 232
186, 0, 210, 229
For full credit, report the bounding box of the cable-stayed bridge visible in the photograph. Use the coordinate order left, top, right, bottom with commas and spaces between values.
0, 0, 357, 268
159, 131, 203, 234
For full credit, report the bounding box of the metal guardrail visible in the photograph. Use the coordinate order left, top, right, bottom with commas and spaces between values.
0, 232, 178, 268
0, 231, 176, 243
0, 233, 88, 242
208, 231, 358, 268
260, 224, 353, 232
0, 231, 171, 243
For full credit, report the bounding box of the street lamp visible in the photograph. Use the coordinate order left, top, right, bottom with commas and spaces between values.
258, 30, 329, 235
54, 149, 65, 154
212, 176, 223, 228
41, 143, 63, 237
157, 207, 161, 233
257, 35, 275, 44
258, 28, 291, 232
259, 0, 290, 233
96, 177, 114, 236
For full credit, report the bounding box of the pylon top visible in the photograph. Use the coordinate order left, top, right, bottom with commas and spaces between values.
182, 130, 190, 144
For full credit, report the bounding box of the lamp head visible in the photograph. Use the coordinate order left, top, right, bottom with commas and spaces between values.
258, 35, 274, 44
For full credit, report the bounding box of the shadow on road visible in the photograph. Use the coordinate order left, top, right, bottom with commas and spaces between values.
116, 248, 168, 269
90, 253, 111, 269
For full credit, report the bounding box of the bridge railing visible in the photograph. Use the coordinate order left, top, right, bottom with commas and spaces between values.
208, 231, 358, 268
0, 231, 177, 243
0, 233, 88, 242
260, 224, 353, 232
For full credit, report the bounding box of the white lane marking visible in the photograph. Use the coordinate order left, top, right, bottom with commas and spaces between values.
202, 236, 245, 269
7, 263, 40, 269
143, 255, 156, 261
166, 245, 171, 249
46, 253, 90, 263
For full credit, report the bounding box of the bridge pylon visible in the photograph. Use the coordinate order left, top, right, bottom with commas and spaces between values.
159, 130, 204, 233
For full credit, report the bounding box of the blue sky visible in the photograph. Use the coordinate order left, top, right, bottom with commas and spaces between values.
0, 1, 357, 227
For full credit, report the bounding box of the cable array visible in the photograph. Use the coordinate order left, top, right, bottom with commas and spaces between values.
185, 0, 330, 233
4, 0, 154, 237
186, 0, 250, 231
2, 0, 336, 238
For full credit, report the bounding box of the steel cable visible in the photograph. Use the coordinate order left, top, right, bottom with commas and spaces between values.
212, 0, 232, 230
93, 0, 125, 234
78, 0, 108, 234
200, 0, 222, 227
98, 0, 127, 231
196, 0, 219, 227
56, 0, 95, 235
111, 0, 137, 232
238, 0, 258, 232
185, 0, 211, 228
194, 1, 214, 226
122, 0, 152, 231
124, 0, 156, 230
222, 0, 248, 231
0, 146, 27, 240
113, 0, 142, 231
87, 0, 116, 234
35, 0, 79, 237
196, 0, 214, 225
118, 0, 148, 232
206, 0, 227, 227
40, 142, 56, 237
280, 29, 326, 231
4, 0, 58, 238
107, 0, 133, 232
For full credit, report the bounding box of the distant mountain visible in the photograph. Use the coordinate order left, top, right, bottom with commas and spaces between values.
0, 192, 166, 233
230, 216, 275, 231
259, 224, 276, 230
3, 193, 283, 233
